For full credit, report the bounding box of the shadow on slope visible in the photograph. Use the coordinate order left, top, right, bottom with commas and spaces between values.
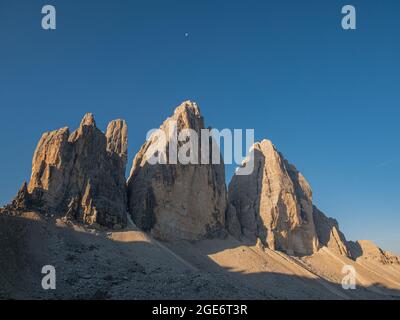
163, 236, 400, 300
1, 212, 399, 300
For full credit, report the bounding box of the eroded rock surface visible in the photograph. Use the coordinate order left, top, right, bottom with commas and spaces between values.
127, 101, 227, 240
24, 113, 128, 228
227, 139, 319, 256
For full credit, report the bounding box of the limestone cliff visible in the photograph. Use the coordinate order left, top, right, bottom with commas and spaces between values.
312, 206, 350, 257
127, 101, 227, 240
227, 139, 319, 256
24, 113, 128, 228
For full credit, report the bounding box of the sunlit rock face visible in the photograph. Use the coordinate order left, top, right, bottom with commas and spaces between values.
127, 101, 227, 240
26, 113, 128, 229
347, 240, 400, 265
227, 140, 319, 256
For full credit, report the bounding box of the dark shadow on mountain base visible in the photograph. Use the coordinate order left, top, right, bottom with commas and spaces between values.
163, 237, 400, 300
0, 213, 159, 300
226, 268, 400, 300
1, 213, 399, 300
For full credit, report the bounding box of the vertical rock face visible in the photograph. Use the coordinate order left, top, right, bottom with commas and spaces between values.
312, 206, 350, 257
227, 140, 319, 256
127, 101, 227, 240
27, 113, 128, 228
106, 119, 128, 163
225, 204, 242, 240
0, 182, 32, 215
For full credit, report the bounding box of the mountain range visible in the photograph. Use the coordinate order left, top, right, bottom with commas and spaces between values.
1, 101, 399, 300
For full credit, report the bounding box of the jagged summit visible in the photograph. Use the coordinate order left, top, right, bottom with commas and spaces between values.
1, 106, 394, 261
12, 114, 128, 229
169, 100, 204, 133
174, 100, 201, 116
1, 102, 399, 300
80, 112, 96, 127
127, 101, 227, 240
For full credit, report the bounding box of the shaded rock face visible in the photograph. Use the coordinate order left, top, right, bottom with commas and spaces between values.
26, 114, 128, 228
227, 140, 319, 256
312, 206, 350, 257
12, 182, 31, 210
347, 240, 400, 265
225, 204, 242, 240
0, 182, 32, 215
127, 101, 227, 240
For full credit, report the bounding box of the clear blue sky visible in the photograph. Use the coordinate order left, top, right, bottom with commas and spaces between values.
0, 0, 399, 254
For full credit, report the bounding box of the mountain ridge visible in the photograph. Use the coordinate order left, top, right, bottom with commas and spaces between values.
1, 100, 399, 299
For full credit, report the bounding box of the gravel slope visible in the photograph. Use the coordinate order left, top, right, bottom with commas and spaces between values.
1, 211, 399, 300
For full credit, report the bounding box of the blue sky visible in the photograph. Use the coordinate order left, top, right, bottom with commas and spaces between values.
0, 0, 399, 253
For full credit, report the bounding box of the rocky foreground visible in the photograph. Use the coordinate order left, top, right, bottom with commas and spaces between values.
1, 101, 399, 300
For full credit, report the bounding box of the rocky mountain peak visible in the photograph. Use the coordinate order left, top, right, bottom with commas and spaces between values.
80, 113, 96, 127
168, 100, 204, 133
21, 114, 128, 229
127, 101, 227, 240
227, 139, 319, 256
